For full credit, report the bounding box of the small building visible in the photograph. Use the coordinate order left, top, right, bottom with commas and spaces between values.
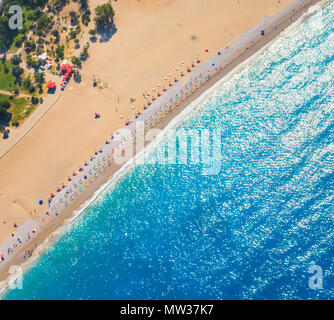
37, 53, 48, 66
46, 81, 56, 92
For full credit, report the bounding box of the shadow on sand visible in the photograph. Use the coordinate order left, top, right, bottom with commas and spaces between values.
73, 72, 82, 83
97, 24, 118, 43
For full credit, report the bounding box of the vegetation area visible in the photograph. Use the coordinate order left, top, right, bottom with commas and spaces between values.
0, 0, 50, 51
94, 3, 115, 30
0, 0, 75, 52
0, 60, 16, 91
8, 95, 35, 126
0, 93, 29, 127
0, 0, 116, 129
0, 55, 42, 126
0, 97, 12, 126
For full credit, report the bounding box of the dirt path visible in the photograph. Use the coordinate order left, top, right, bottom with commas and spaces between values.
0, 90, 32, 99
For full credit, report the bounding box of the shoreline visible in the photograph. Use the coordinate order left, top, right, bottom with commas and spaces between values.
0, 0, 326, 296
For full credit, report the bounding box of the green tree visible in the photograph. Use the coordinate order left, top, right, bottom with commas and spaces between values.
51, 29, 59, 37
24, 39, 36, 53
79, 0, 89, 10
71, 56, 81, 67
31, 96, 39, 104
0, 0, 49, 50
0, 100, 10, 110
10, 55, 22, 66
69, 11, 78, 25
94, 3, 115, 29
0, 99, 12, 126
55, 45, 65, 60
37, 13, 52, 30
69, 29, 77, 39
80, 42, 90, 60
34, 72, 45, 88
81, 8, 91, 26
89, 29, 97, 37
26, 55, 39, 69
14, 34, 25, 48
12, 65, 24, 79
23, 76, 36, 93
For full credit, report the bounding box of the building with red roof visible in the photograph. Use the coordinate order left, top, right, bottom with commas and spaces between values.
46, 81, 56, 89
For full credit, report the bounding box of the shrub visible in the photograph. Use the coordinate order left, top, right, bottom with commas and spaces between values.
10, 54, 22, 66
89, 29, 96, 37
12, 66, 24, 79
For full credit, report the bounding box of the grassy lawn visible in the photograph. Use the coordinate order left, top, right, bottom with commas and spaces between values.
0, 62, 16, 92
0, 93, 32, 126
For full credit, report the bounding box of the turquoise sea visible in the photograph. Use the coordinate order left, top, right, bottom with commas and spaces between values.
4, 1, 334, 299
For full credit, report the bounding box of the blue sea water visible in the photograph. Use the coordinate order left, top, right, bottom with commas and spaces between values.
4, 2, 334, 299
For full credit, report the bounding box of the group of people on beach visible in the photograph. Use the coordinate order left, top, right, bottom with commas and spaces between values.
48, 52, 218, 210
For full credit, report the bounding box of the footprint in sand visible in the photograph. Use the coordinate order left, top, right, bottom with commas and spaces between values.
11, 198, 30, 215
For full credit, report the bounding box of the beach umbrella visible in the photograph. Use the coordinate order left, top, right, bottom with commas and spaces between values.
39, 200, 43, 205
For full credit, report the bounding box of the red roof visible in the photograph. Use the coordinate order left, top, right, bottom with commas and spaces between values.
61, 64, 73, 72
46, 81, 56, 89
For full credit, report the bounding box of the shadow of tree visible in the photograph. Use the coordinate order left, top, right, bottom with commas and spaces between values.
97, 24, 118, 43
73, 72, 82, 83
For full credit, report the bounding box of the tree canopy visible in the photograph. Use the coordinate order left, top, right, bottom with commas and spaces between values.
34, 72, 45, 88
0, 0, 49, 50
94, 3, 115, 29
11, 65, 24, 79
0, 99, 12, 126
10, 54, 22, 66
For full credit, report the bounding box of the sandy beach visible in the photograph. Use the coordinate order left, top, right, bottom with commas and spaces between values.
0, 0, 324, 291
